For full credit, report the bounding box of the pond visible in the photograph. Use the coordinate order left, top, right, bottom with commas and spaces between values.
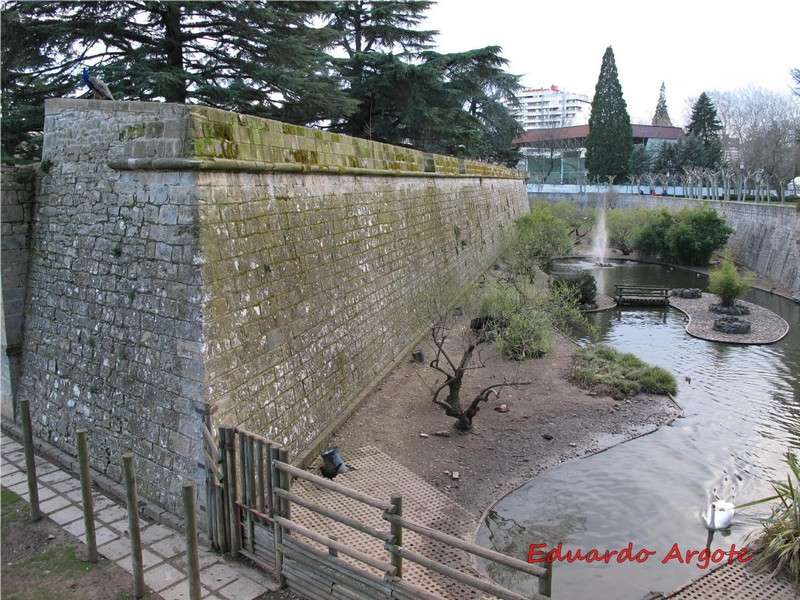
476, 260, 800, 599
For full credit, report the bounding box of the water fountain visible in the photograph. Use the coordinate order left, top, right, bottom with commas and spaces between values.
591, 207, 612, 268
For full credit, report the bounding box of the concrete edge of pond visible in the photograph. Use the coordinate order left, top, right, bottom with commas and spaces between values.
668, 293, 790, 345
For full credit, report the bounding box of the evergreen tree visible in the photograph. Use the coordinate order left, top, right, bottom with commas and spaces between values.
686, 92, 724, 168
585, 46, 633, 182
1, 1, 356, 161
324, 1, 437, 140
651, 82, 673, 127
628, 145, 653, 177
325, 2, 522, 162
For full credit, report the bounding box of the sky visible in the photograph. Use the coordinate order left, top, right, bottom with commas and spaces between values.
423, 0, 799, 126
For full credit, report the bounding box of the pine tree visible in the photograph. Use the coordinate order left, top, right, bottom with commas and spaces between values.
585, 46, 633, 182
325, 2, 522, 162
651, 82, 673, 127
1, 1, 356, 160
686, 92, 724, 169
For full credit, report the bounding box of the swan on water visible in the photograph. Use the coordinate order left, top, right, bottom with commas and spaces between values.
705, 500, 735, 530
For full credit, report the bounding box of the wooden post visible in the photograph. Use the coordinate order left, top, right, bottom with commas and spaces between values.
389, 494, 403, 579
277, 447, 291, 521
256, 440, 265, 518
271, 447, 288, 587
123, 453, 146, 598
538, 559, 553, 597
224, 428, 241, 554
19, 399, 41, 521
265, 444, 274, 518
76, 430, 98, 563
244, 435, 255, 552
183, 482, 202, 600
217, 426, 230, 552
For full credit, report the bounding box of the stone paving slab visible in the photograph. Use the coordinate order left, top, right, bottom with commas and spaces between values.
0, 430, 276, 600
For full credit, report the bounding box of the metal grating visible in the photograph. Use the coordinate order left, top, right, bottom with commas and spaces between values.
666, 560, 797, 599
291, 446, 503, 600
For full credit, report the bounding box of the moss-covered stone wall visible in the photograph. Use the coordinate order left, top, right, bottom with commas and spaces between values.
16, 99, 526, 519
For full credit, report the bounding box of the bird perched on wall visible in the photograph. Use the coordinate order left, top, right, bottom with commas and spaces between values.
82, 68, 114, 100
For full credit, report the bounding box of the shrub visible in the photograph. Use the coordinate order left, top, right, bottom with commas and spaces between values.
708, 251, 753, 307
666, 206, 734, 265
747, 453, 800, 581
550, 271, 597, 306
502, 205, 573, 282
634, 208, 674, 259
495, 310, 553, 361
633, 205, 734, 266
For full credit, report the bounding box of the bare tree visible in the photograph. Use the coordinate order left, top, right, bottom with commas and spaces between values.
428, 321, 530, 430
710, 87, 800, 198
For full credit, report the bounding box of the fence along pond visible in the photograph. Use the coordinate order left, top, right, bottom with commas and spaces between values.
204, 425, 552, 600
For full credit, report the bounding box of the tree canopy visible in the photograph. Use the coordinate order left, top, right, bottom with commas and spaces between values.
651, 82, 673, 127
1, 0, 524, 166
585, 46, 633, 183
685, 92, 723, 169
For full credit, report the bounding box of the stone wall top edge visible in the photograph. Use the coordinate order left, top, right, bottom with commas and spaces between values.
43, 98, 524, 178
44, 97, 188, 115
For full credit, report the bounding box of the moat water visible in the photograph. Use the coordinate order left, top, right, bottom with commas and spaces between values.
476, 260, 799, 599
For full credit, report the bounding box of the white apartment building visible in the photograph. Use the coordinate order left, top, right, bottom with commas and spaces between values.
509, 85, 591, 130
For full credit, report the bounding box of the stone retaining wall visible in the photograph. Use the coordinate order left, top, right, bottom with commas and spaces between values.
1, 165, 36, 420
9, 99, 526, 517
532, 192, 800, 291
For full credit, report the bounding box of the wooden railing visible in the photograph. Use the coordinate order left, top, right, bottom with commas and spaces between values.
208, 425, 552, 599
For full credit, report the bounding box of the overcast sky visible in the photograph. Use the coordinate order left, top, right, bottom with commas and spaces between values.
423, 0, 799, 126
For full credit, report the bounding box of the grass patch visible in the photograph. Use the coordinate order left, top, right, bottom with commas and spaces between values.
2, 487, 24, 530
568, 343, 677, 400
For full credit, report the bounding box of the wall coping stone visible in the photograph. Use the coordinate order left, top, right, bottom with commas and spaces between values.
46, 98, 527, 180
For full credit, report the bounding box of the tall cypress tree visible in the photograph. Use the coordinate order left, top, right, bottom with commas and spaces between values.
585, 46, 633, 182
651, 82, 673, 127
686, 92, 724, 169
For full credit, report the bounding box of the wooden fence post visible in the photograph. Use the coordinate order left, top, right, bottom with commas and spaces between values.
183, 482, 202, 600
390, 494, 403, 579
223, 428, 241, 554
271, 447, 289, 587
538, 560, 553, 597
76, 429, 98, 563
123, 453, 146, 598
19, 399, 41, 522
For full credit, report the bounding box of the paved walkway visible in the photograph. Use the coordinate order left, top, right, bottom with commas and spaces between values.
0, 431, 280, 600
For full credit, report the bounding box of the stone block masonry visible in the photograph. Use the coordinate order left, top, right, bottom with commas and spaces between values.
534, 192, 800, 292
1, 164, 37, 420
12, 99, 527, 520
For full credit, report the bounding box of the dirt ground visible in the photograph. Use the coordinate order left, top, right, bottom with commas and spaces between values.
0, 487, 164, 600
329, 306, 683, 521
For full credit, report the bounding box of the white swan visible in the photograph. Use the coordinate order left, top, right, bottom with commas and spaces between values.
705, 500, 735, 530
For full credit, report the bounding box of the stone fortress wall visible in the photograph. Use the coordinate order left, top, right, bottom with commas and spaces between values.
532, 191, 800, 292
2, 99, 528, 518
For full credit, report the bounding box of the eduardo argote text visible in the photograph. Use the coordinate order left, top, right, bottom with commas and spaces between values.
528, 542, 752, 570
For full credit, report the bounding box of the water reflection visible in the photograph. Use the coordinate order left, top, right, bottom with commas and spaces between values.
477, 260, 799, 599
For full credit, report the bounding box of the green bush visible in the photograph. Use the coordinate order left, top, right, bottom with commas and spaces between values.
495, 310, 553, 361
747, 453, 800, 581
633, 205, 733, 266
550, 271, 597, 305
666, 206, 734, 265
503, 205, 573, 282
708, 252, 753, 307
634, 208, 674, 259
568, 344, 677, 399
